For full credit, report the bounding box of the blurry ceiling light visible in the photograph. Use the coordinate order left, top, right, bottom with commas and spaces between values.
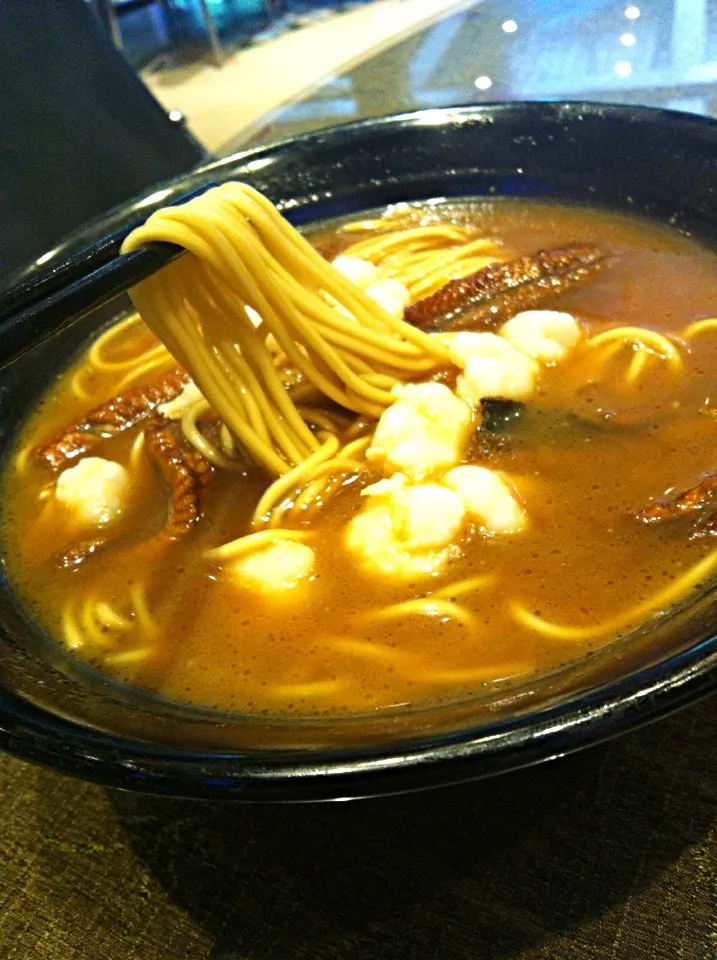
614, 60, 632, 77
624, 5, 640, 19
501, 19, 518, 33
620, 32, 636, 46
474, 76, 493, 90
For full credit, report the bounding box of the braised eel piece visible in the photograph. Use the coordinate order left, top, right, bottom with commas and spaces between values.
33, 369, 189, 471
635, 470, 717, 540
404, 245, 609, 333
144, 414, 214, 542
57, 416, 214, 568
59, 537, 109, 570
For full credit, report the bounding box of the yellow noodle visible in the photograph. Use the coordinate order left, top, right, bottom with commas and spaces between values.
128, 431, 146, 471
80, 597, 114, 647
511, 548, 717, 641
359, 598, 477, 630
328, 637, 413, 664
91, 332, 167, 373
114, 350, 175, 391
291, 459, 361, 506
340, 225, 504, 301
121, 183, 452, 479
89, 312, 142, 359
341, 224, 473, 260
296, 406, 351, 433
94, 602, 133, 632
61, 602, 84, 651
181, 398, 245, 470
70, 366, 94, 402
272, 679, 344, 699
682, 317, 717, 338
14, 444, 33, 476
407, 255, 500, 301
388, 238, 499, 282
429, 575, 496, 600
207, 528, 312, 562
219, 423, 236, 455
191, 268, 318, 458
339, 434, 372, 459
129, 583, 157, 636
87, 313, 167, 373
253, 434, 340, 526
625, 347, 649, 383
104, 647, 153, 666
587, 327, 682, 364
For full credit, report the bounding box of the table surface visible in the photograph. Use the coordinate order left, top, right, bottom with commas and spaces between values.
233, 0, 717, 150
4, 1, 717, 958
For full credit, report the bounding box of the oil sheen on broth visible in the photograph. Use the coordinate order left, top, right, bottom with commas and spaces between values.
4, 198, 717, 718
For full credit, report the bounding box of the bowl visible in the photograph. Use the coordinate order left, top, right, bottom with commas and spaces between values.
2, 101, 717, 802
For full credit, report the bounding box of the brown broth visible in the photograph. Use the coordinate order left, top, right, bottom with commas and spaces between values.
4, 198, 717, 718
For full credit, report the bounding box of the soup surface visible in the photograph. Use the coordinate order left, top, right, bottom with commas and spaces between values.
5, 198, 717, 717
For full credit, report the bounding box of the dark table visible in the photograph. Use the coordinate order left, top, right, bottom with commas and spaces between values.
2, 693, 716, 959
3, 1, 717, 957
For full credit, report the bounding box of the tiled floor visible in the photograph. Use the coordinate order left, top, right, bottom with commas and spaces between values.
138, 0, 717, 157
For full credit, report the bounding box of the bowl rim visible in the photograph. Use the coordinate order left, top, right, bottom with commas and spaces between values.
1, 631, 716, 800
3, 99, 717, 801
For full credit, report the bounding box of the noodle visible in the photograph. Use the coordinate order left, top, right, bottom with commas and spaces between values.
114, 350, 175, 391
181, 398, 244, 470
272, 679, 344, 699
206, 528, 312, 562
252, 433, 340, 527
129, 582, 157, 636
511, 548, 717, 642
61, 582, 159, 651
328, 636, 415, 664
682, 317, 717, 339
429, 575, 496, 600
128, 431, 146, 471
357, 598, 478, 631
104, 647, 152, 666
339, 224, 504, 300
69, 366, 94, 402
122, 183, 451, 481
586, 326, 683, 383
15, 191, 717, 717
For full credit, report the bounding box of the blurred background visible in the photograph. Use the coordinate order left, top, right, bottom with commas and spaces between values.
97, 0, 717, 151
2, 0, 715, 277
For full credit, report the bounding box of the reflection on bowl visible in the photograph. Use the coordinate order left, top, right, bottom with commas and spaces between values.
1, 102, 717, 802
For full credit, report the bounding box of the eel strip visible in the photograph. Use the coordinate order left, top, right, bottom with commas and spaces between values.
404, 245, 609, 333
144, 415, 214, 542
635, 471, 717, 525
57, 417, 214, 567
34, 369, 189, 471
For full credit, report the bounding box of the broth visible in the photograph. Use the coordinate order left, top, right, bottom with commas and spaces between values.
4, 198, 717, 717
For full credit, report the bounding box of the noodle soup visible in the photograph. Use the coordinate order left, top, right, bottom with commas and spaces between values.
4, 196, 717, 718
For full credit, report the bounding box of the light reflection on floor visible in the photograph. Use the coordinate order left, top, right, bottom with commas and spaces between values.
221, 0, 717, 152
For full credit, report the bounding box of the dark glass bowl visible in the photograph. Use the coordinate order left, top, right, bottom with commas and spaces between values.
2, 101, 717, 802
